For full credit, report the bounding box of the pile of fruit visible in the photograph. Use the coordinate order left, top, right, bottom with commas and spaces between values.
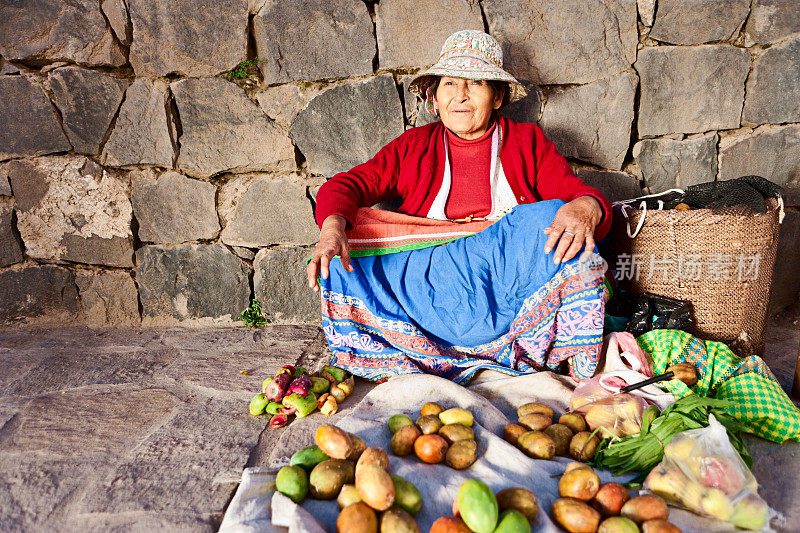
502, 402, 601, 461
276, 423, 425, 532
387, 402, 479, 470
552, 462, 681, 533
248, 365, 354, 428
431, 478, 538, 533
644, 432, 767, 530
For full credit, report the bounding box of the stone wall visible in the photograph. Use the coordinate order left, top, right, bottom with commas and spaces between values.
0, 0, 798, 327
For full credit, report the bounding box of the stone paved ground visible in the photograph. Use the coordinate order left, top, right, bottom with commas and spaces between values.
0, 318, 798, 532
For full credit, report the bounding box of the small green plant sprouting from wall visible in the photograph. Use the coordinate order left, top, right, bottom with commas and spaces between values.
225, 58, 264, 81
239, 299, 268, 328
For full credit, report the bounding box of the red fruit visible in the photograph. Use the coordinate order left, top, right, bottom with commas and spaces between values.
269, 414, 289, 428
699, 456, 743, 495
592, 482, 631, 516
264, 372, 292, 402
430, 516, 471, 533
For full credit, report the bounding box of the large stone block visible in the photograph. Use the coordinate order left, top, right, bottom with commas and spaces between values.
101, 0, 131, 45
718, 125, 800, 188
375, 0, 484, 70
483, 0, 637, 85
649, 0, 750, 44
0, 75, 71, 160
633, 133, 719, 192
254, 246, 319, 323
636, 46, 750, 137
255, 84, 320, 129
292, 74, 405, 177
7, 156, 134, 267
0, 168, 10, 196
131, 169, 219, 244
0, 458, 113, 532
2, 389, 177, 456
745, 0, 800, 44
540, 72, 637, 170
219, 175, 317, 247
638, 0, 656, 26
253, 0, 374, 83
743, 38, 800, 126
0, 200, 23, 267
0, 266, 78, 325
101, 80, 175, 168
48, 67, 129, 155
128, 0, 247, 77
0, 0, 125, 66
770, 210, 800, 312
76, 271, 140, 327
574, 168, 642, 202
172, 77, 295, 178
499, 82, 541, 125
136, 244, 251, 323
77, 398, 263, 518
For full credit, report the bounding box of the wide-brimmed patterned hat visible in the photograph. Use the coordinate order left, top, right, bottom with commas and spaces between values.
408, 30, 527, 105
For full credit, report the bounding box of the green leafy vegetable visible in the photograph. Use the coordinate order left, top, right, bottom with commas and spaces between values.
591, 394, 751, 479
239, 299, 268, 328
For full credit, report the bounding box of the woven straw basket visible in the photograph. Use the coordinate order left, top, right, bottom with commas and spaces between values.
610, 198, 782, 355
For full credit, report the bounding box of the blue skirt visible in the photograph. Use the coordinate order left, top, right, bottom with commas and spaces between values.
320, 201, 605, 384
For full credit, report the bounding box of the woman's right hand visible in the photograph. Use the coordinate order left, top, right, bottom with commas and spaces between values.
306, 214, 354, 292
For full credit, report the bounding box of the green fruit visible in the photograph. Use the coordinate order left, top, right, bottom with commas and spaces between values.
266, 401, 283, 415
493, 509, 530, 533
310, 376, 331, 394
282, 392, 317, 418
388, 414, 415, 434
276, 465, 308, 503
321, 365, 346, 382
309, 459, 355, 500
457, 479, 498, 533
293, 367, 309, 376
729, 493, 768, 530
249, 393, 269, 415
290, 445, 330, 472
598, 516, 639, 533
391, 474, 423, 516
262, 377, 272, 394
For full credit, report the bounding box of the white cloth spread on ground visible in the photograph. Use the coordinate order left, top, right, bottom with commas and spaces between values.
219, 372, 771, 533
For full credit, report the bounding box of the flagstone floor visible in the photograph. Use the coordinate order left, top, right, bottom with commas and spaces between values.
0, 316, 797, 532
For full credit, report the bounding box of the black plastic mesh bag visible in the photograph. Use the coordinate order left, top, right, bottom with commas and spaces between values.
682, 175, 783, 213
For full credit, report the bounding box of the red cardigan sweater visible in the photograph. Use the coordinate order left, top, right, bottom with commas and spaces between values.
314, 118, 612, 240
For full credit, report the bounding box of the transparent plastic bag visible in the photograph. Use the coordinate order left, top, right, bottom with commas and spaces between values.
569, 370, 674, 439
644, 414, 769, 530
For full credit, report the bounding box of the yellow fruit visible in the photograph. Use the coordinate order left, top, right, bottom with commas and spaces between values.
559, 466, 601, 501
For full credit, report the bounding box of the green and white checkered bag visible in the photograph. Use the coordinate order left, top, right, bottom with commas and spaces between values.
638, 329, 800, 443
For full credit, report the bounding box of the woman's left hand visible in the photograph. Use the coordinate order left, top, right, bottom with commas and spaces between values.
543, 196, 603, 264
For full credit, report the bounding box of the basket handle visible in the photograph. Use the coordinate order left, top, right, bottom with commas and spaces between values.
613, 188, 685, 239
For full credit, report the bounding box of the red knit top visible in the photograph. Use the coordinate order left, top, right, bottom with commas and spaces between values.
314, 118, 612, 240
444, 123, 494, 220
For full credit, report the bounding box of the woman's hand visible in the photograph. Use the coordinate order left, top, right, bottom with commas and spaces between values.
306, 215, 354, 292
543, 196, 603, 264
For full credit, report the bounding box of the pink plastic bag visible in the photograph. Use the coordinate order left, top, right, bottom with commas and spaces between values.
569, 369, 674, 439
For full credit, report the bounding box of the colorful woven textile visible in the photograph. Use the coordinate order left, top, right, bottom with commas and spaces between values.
345, 207, 492, 257
320, 201, 606, 384
638, 329, 800, 443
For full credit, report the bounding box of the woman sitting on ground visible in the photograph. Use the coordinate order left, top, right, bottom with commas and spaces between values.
307, 30, 611, 384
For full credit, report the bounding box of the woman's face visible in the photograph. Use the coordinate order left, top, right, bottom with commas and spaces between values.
434, 77, 504, 140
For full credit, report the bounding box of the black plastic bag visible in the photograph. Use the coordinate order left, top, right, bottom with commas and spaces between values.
625, 292, 694, 337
